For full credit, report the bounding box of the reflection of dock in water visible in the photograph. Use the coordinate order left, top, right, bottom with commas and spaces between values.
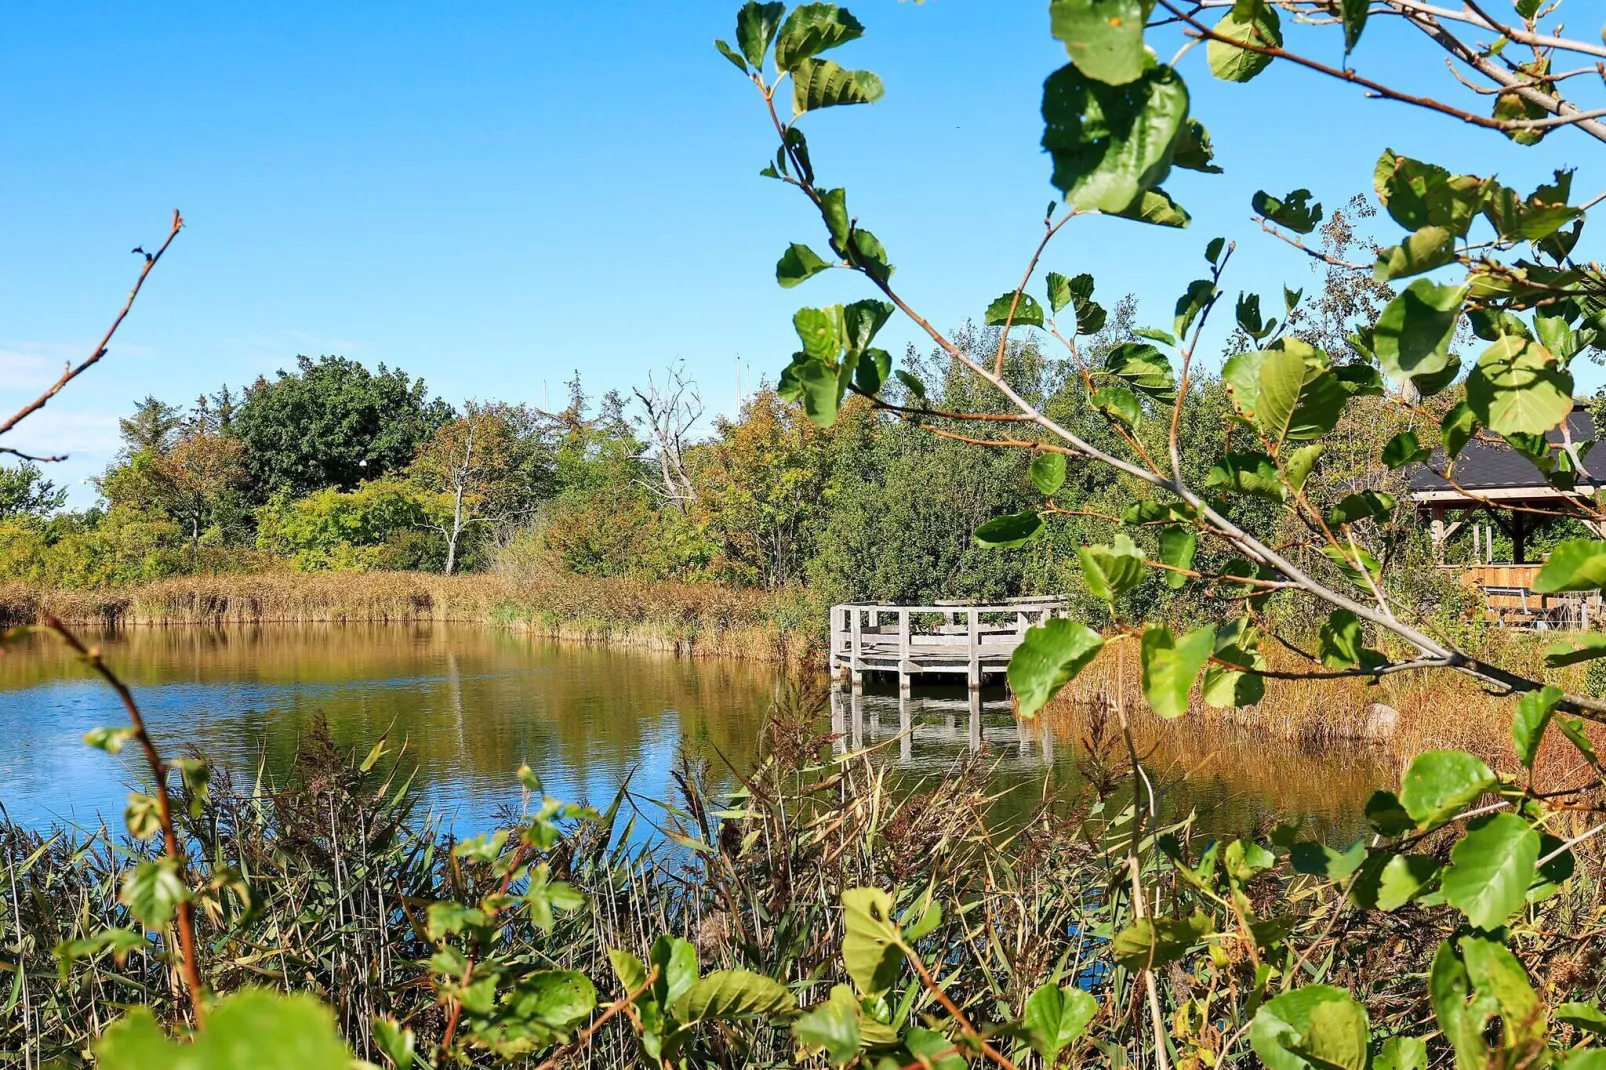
829, 687, 1055, 768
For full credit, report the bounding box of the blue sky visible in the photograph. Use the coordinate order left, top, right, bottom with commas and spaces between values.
2, 1, 1601, 502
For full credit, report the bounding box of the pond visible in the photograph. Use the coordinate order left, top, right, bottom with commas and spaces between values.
0, 624, 1390, 840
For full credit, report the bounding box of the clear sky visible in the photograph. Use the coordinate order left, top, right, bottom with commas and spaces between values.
3, 1, 1601, 502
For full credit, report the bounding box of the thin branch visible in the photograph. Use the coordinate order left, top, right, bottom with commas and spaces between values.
39, 617, 207, 1028
0, 210, 184, 441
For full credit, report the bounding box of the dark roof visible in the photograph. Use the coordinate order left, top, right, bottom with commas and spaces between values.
1409, 404, 1595, 493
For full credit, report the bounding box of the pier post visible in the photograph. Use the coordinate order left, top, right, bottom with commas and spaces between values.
898, 608, 911, 695
966, 608, 980, 690
899, 691, 912, 763
850, 607, 864, 693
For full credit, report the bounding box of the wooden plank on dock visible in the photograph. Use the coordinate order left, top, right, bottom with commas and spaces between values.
831, 598, 1067, 688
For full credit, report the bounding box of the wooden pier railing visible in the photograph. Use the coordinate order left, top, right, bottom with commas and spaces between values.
828, 598, 1068, 691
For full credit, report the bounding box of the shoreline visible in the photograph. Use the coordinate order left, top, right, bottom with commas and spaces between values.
0, 572, 822, 664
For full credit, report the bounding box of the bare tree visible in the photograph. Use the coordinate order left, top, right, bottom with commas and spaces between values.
632, 361, 703, 512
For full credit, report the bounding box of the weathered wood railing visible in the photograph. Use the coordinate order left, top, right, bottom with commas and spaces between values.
829, 597, 1068, 691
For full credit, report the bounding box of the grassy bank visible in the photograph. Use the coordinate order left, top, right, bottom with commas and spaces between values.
0, 572, 823, 662
1045, 631, 1605, 781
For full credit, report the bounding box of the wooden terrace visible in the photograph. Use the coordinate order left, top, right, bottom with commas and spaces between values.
829, 598, 1067, 691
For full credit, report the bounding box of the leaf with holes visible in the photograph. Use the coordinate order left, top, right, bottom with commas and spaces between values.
985, 291, 1045, 328
1042, 62, 1190, 213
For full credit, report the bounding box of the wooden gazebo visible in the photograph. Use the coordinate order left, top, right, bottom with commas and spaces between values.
1408, 402, 1605, 626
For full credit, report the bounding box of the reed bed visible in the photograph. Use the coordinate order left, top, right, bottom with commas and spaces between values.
1045, 634, 1606, 786
6, 689, 1605, 1068
0, 573, 821, 662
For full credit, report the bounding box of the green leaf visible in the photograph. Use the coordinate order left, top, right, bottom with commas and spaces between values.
777, 243, 832, 288
1042, 62, 1190, 214
650, 935, 700, 1010
1374, 149, 1491, 238
1483, 176, 1581, 241
1441, 401, 1479, 460
1174, 121, 1222, 174
1156, 525, 1196, 588
1400, 750, 1496, 827
608, 948, 649, 994
1466, 335, 1572, 436
1289, 839, 1367, 881
1078, 532, 1146, 601
122, 858, 185, 931
1373, 280, 1466, 384
1111, 914, 1212, 971
1339, 0, 1368, 50
1045, 272, 1075, 314
1104, 341, 1176, 400
735, 1, 785, 68
124, 792, 163, 841
1365, 791, 1414, 838
1050, 0, 1149, 84
841, 887, 904, 995
1442, 812, 1540, 929
1374, 225, 1455, 281
1382, 430, 1431, 468
501, 970, 599, 1046
1557, 1003, 1606, 1035
1117, 187, 1192, 227
1374, 1036, 1427, 1070
96, 990, 352, 1070
854, 347, 892, 394
1173, 279, 1216, 339
1351, 853, 1441, 911
1207, 4, 1282, 83
1327, 490, 1396, 527
1461, 934, 1545, 1050
793, 58, 884, 114
842, 298, 893, 357
84, 726, 136, 754
1560, 717, 1600, 766
1252, 189, 1321, 234
372, 1016, 416, 1070
774, 3, 865, 71
974, 510, 1044, 548
1513, 685, 1561, 768
1535, 540, 1606, 594
677, 969, 797, 1021
894, 370, 926, 401
1140, 623, 1216, 719
985, 291, 1045, 328
1284, 442, 1323, 491
1545, 632, 1606, 664
1203, 617, 1266, 709
1024, 984, 1098, 1063
1009, 620, 1104, 719
1430, 941, 1490, 1070
1318, 610, 1364, 670
1092, 385, 1142, 427
1255, 342, 1344, 446
1205, 451, 1287, 501
793, 985, 861, 1066
1031, 452, 1067, 495
1250, 985, 1369, 1070
715, 39, 749, 72
846, 227, 893, 282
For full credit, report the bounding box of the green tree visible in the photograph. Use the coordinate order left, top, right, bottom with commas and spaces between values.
408, 401, 551, 573
0, 461, 66, 520
233, 355, 453, 499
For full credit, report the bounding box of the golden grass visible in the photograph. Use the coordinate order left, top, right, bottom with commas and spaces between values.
1044, 635, 1603, 787
0, 572, 821, 663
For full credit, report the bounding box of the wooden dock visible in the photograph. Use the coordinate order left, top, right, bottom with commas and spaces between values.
829, 598, 1067, 691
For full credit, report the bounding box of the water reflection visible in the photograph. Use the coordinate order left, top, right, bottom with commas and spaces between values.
0, 625, 1384, 840
830, 686, 1055, 769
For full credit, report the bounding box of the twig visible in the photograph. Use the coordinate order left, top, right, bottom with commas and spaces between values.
42, 617, 207, 1028
0, 211, 184, 443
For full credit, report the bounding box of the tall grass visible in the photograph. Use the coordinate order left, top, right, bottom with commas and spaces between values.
6, 689, 1605, 1067
0, 572, 823, 662
1046, 633, 1605, 784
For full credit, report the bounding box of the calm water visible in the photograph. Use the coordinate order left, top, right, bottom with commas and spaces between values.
0, 624, 1388, 839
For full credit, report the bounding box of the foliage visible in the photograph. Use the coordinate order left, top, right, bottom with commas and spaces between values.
0, 461, 66, 519
254, 478, 451, 572
232, 354, 454, 499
